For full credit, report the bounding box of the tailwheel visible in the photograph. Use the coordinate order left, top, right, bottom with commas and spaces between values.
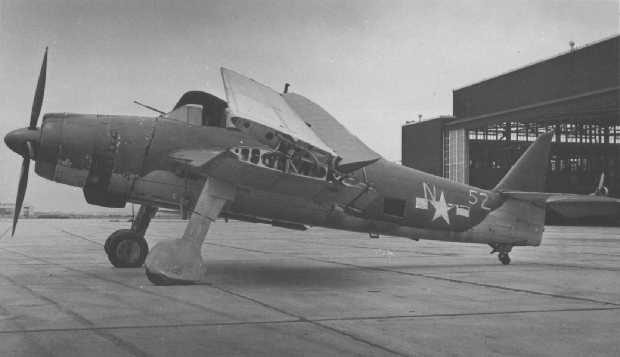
105, 229, 149, 268
498, 252, 511, 265
489, 243, 512, 265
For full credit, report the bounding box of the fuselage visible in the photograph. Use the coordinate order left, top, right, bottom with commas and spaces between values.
31, 113, 544, 247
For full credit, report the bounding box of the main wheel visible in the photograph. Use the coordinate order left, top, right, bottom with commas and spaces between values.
499, 252, 511, 265
105, 229, 133, 255
105, 230, 149, 268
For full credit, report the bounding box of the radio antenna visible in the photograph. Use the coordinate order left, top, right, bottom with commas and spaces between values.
133, 100, 165, 114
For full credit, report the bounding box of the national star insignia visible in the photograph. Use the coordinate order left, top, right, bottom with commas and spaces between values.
430, 191, 453, 224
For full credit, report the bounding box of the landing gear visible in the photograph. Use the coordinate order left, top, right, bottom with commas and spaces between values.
489, 243, 512, 265
105, 205, 157, 268
105, 230, 148, 267
498, 252, 511, 265
145, 269, 193, 286
145, 178, 234, 285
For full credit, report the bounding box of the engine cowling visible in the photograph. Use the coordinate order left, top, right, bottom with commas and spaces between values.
35, 113, 156, 208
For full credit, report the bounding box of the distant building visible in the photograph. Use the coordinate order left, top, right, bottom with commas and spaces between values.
403, 35, 619, 197
0, 203, 32, 218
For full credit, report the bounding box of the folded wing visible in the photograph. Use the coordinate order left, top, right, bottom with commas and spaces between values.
221, 68, 335, 157
221, 68, 382, 173
282, 93, 381, 172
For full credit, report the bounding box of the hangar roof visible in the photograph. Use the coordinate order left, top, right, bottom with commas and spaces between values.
450, 35, 619, 129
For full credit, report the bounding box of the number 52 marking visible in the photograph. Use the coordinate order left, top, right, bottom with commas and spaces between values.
468, 189, 492, 211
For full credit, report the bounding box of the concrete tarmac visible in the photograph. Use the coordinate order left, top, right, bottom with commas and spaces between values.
0, 218, 618, 356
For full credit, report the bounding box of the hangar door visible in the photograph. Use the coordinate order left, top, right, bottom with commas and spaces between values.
444, 128, 469, 183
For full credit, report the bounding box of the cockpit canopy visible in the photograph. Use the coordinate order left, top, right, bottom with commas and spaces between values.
166, 91, 229, 127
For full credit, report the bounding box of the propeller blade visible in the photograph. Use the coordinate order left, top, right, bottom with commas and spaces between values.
29, 47, 48, 130
597, 172, 605, 191
11, 145, 32, 236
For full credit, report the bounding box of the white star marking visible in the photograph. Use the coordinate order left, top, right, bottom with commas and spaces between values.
430, 191, 452, 224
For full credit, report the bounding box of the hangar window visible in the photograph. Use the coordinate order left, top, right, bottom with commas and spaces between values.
383, 197, 406, 217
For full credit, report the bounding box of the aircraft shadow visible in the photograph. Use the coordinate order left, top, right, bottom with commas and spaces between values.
201, 261, 377, 288
198, 261, 507, 288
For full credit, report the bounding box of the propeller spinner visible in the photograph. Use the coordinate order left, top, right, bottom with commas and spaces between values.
3, 47, 47, 236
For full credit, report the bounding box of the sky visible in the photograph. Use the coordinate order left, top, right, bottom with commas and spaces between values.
0, 0, 618, 213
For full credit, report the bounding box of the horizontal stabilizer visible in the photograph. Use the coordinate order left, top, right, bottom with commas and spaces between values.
500, 191, 620, 218
494, 132, 553, 192
547, 194, 620, 219
499, 191, 553, 204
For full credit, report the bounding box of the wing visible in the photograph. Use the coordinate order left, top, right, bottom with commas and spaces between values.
168, 147, 329, 199
168, 147, 380, 211
221, 68, 336, 156
501, 191, 620, 219
282, 93, 381, 172
168, 148, 236, 172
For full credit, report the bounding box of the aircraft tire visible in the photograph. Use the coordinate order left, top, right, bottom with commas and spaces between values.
104, 229, 136, 255
106, 230, 149, 268
499, 252, 511, 265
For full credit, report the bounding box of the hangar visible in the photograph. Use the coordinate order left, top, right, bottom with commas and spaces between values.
403, 35, 619, 208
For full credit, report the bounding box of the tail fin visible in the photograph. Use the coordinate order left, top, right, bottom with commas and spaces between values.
493, 132, 554, 192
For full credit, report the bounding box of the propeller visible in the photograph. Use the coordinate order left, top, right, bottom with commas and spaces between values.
30, 48, 47, 129
593, 172, 608, 196
8, 47, 47, 236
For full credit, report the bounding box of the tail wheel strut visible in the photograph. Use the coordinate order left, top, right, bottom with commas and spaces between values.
489, 244, 513, 265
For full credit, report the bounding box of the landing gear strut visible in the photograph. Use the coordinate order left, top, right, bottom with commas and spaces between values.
105, 205, 157, 268
489, 243, 512, 265
145, 178, 234, 285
